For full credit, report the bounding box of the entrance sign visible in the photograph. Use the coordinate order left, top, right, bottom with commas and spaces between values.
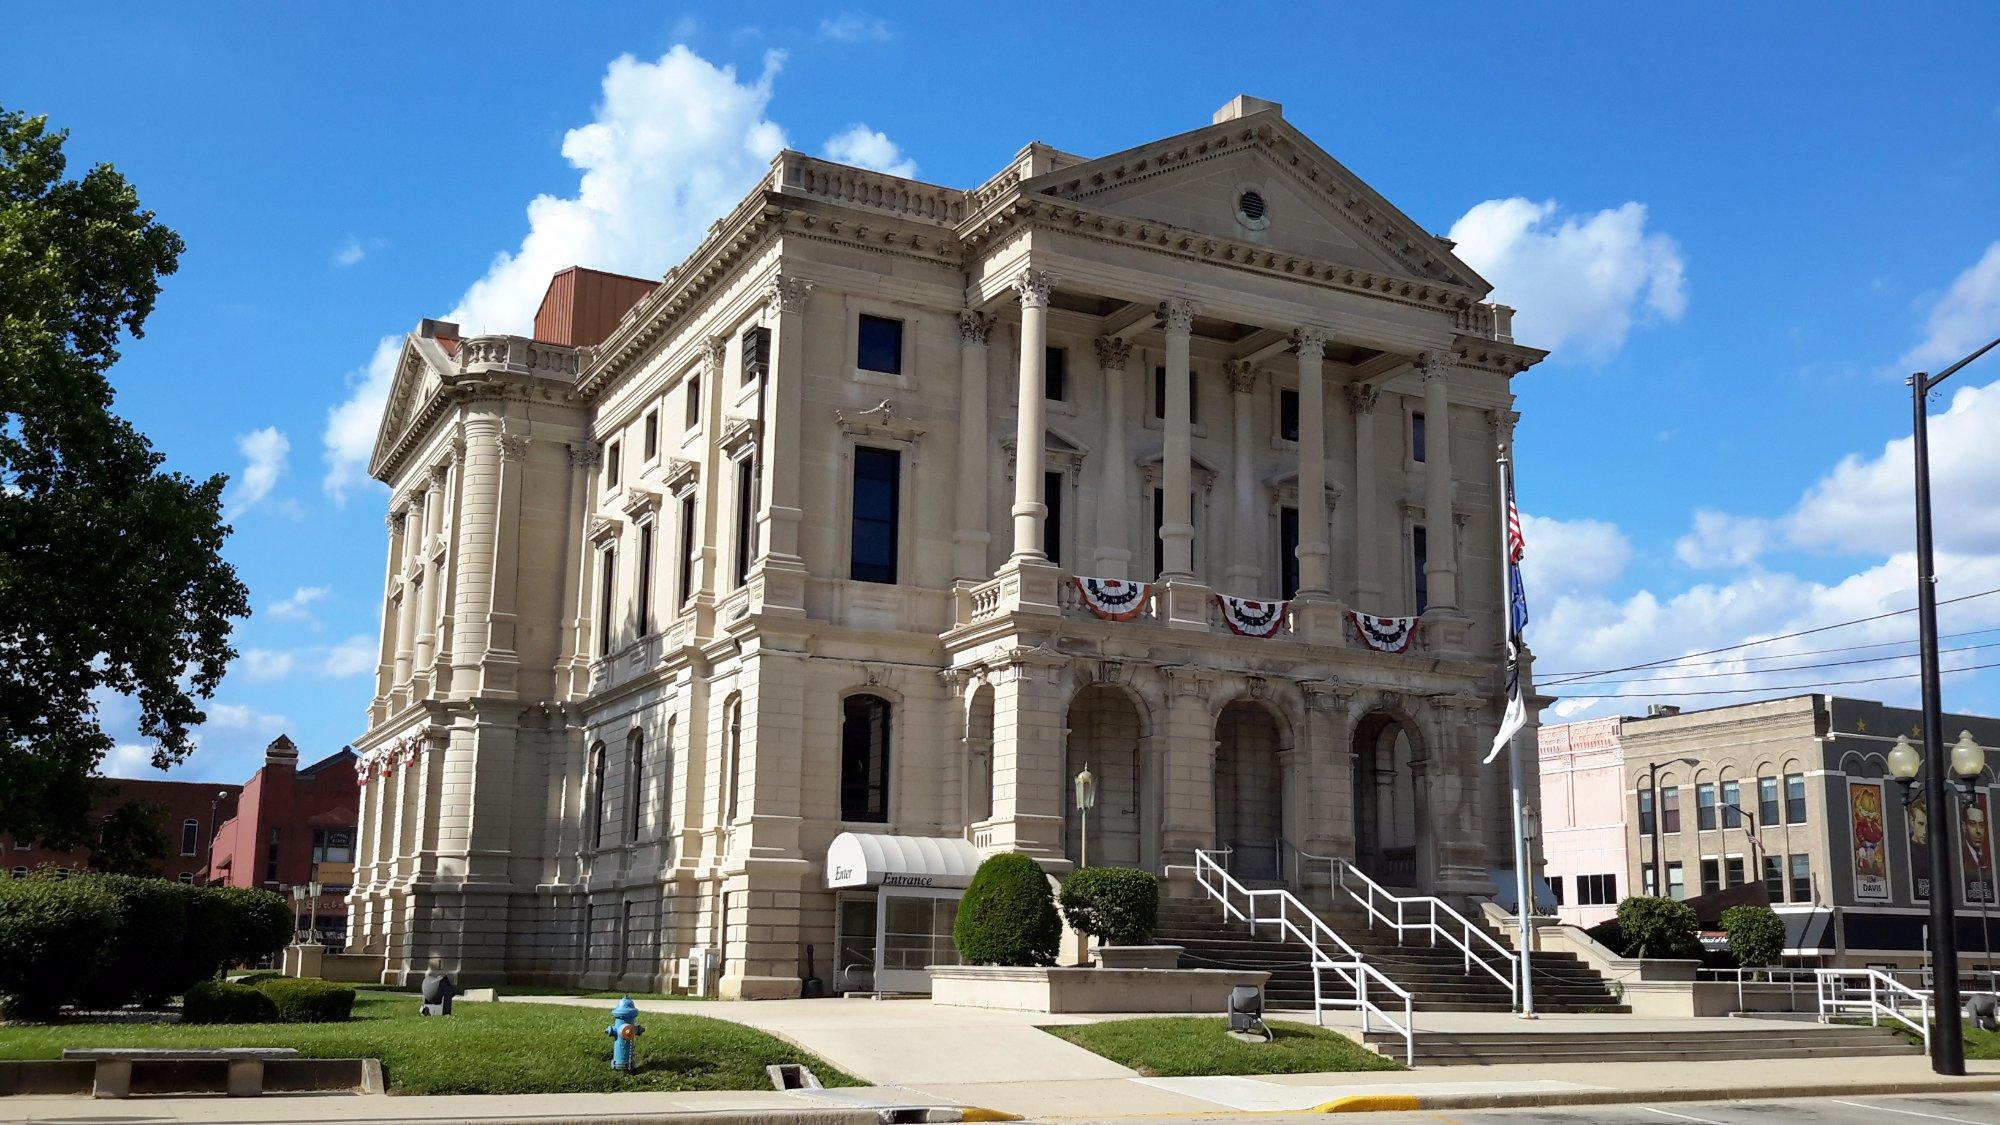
825, 833, 983, 890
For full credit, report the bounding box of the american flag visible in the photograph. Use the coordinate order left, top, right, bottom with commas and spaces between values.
1488, 455, 1531, 764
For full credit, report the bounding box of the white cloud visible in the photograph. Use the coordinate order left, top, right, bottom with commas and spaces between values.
333, 238, 366, 267
238, 649, 297, 681
268, 584, 330, 624
204, 702, 290, 734
101, 743, 158, 778
1519, 513, 1632, 599
321, 635, 377, 678
823, 124, 916, 178
1448, 197, 1686, 361
1674, 510, 1775, 569
1898, 240, 2000, 374
224, 426, 289, 518
818, 12, 891, 41
322, 46, 801, 500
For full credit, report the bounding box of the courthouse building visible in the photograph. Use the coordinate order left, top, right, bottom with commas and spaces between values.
346, 96, 1548, 996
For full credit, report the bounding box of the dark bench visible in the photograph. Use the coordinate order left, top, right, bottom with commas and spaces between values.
61, 1047, 299, 1098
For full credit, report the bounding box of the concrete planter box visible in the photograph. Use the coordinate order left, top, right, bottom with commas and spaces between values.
1091, 944, 1183, 969
930, 964, 1267, 1013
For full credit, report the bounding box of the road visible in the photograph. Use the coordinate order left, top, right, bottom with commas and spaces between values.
1335, 1090, 2000, 1124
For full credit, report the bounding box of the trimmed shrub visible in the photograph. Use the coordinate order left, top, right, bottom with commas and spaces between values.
214, 886, 296, 967
233, 970, 284, 986
1613, 896, 1702, 960
1722, 904, 1786, 968
0, 875, 118, 1018
173, 885, 237, 991
254, 977, 355, 1023
181, 980, 279, 1024
1059, 867, 1160, 946
954, 853, 1061, 967
78, 874, 190, 1009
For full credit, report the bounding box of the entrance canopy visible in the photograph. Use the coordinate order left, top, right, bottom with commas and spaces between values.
826, 833, 983, 891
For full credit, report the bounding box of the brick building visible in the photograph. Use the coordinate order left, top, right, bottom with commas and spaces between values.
4, 778, 241, 884
210, 736, 360, 944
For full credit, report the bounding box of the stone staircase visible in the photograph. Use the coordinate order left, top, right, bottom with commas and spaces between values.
1153, 895, 1628, 1014
1358, 1023, 1922, 1066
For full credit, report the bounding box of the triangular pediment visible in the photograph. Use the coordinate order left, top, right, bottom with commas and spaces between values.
367, 331, 454, 481
1023, 112, 1488, 293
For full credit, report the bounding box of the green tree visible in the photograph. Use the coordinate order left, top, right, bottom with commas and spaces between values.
0, 107, 247, 848
86, 799, 170, 876
1721, 904, 1786, 970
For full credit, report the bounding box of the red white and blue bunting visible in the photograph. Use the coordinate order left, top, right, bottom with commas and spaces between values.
1351, 612, 1420, 653
358, 733, 428, 785
1073, 577, 1152, 621
1216, 595, 1288, 638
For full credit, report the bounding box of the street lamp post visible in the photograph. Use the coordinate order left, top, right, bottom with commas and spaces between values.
1648, 758, 1700, 899
1909, 332, 2000, 1075
1073, 763, 1097, 872
1889, 729, 1992, 1074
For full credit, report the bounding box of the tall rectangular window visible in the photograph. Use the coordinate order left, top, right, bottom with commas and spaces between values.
1764, 854, 1787, 901
1548, 876, 1564, 905
1279, 388, 1300, 442
1759, 776, 1780, 827
1411, 411, 1426, 462
629, 735, 646, 840
684, 374, 701, 430
1666, 861, 1685, 900
1700, 856, 1721, 895
636, 522, 654, 636
590, 744, 606, 849
1697, 782, 1717, 830
181, 819, 199, 857
1153, 366, 1199, 423
264, 828, 281, 884
676, 495, 696, 606
850, 447, 901, 583
733, 456, 756, 587
1721, 779, 1742, 828
606, 440, 622, 489
1789, 852, 1812, 901
1662, 786, 1682, 833
1785, 773, 1807, 823
1044, 346, 1067, 402
1279, 506, 1300, 600
1152, 488, 1164, 580
597, 548, 617, 656
857, 314, 903, 375
1643, 866, 1658, 897
1413, 526, 1429, 614
1637, 789, 1656, 835
643, 410, 659, 460
1724, 855, 1745, 886
1044, 471, 1064, 568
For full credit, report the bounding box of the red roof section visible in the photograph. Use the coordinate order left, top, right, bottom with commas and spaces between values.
534, 267, 658, 348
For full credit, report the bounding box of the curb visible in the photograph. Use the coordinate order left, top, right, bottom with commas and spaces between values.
1326, 1074, 2000, 1114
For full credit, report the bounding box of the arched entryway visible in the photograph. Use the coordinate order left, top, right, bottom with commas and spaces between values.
1353, 711, 1424, 889
1214, 700, 1287, 882
1064, 685, 1148, 870
965, 683, 994, 826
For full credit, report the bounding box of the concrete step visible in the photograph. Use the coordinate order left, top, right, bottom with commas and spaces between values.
1356, 1026, 1919, 1066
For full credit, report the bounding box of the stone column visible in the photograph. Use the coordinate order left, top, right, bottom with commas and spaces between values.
1420, 353, 1459, 612
1158, 298, 1197, 581
953, 311, 996, 582
1224, 360, 1260, 589
755, 276, 812, 614
1094, 337, 1135, 576
451, 412, 504, 678
413, 476, 443, 682
1298, 683, 1357, 904
373, 512, 403, 717
987, 651, 1069, 862
1345, 382, 1382, 606
391, 502, 417, 688
1010, 271, 1054, 562
693, 336, 728, 616
1294, 328, 1331, 597
1157, 667, 1217, 888
558, 444, 598, 695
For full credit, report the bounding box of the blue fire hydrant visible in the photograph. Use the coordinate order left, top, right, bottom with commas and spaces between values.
605, 997, 645, 1073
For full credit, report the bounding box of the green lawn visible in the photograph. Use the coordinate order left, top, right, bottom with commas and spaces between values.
1042, 1016, 1402, 1077
0, 991, 854, 1095
1955, 1022, 2000, 1059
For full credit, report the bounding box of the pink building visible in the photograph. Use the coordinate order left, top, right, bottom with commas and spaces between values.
1538, 716, 1634, 926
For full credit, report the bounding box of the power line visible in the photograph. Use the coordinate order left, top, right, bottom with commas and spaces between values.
1535, 625, 2000, 679
1536, 586, 2000, 687
1550, 639, 2000, 687
1553, 659, 2000, 700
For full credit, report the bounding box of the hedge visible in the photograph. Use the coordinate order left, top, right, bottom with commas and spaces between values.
1722, 904, 1786, 968
1613, 896, 1702, 960
954, 853, 1061, 966
182, 980, 279, 1024
81, 874, 190, 1009
0, 876, 118, 1018
1059, 867, 1160, 946
254, 977, 356, 1023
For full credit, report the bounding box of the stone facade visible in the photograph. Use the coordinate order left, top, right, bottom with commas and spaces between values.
345, 96, 1548, 996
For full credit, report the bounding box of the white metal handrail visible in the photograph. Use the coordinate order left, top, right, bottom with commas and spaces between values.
1816, 967, 1932, 1054
1318, 852, 1518, 1002
1194, 849, 1414, 1065
1695, 966, 1818, 1011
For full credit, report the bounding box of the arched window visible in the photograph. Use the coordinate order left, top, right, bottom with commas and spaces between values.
589, 741, 607, 850
180, 819, 199, 857
628, 730, 646, 840
724, 698, 743, 823
841, 694, 892, 823
661, 716, 677, 839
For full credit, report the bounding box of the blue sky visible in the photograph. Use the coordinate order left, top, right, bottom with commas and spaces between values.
5, 3, 2000, 781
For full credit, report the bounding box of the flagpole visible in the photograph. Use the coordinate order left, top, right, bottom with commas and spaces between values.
1498, 445, 1537, 1018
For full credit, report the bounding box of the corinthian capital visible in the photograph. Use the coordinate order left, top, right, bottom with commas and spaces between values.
1012, 269, 1056, 310
957, 310, 996, 346
767, 274, 813, 315
1223, 360, 1259, 395
1291, 325, 1330, 361
1344, 382, 1381, 415
700, 334, 728, 376
1418, 350, 1456, 383
1157, 297, 1197, 336
1093, 336, 1133, 370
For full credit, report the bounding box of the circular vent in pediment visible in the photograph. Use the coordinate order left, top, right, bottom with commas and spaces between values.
1236, 189, 1269, 231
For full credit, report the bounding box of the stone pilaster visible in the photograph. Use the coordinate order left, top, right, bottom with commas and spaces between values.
1094, 336, 1134, 575
986, 646, 1070, 864
751, 276, 812, 615
1420, 353, 1460, 612
1009, 271, 1055, 563
1224, 360, 1260, 588
1345, 382, 1382, 606
953, 311, 996, 582
1157, 298, 1197, 581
